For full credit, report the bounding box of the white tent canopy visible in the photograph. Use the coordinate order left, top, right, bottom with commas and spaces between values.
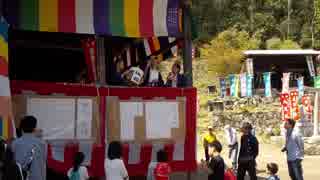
244, 50, 320, 56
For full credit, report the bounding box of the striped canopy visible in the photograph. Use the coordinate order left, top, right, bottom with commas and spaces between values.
6, 0, 182, 37
0, 17, 14, 140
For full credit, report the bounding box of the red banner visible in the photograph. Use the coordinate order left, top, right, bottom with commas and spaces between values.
290, 90, 300, 120
280, 93, 291, 121
302, 95, 313, 121
82, 38, 97, 83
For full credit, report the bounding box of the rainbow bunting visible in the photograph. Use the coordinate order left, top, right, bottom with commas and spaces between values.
0, 17, 14, 140
143, 37, 178, 60
7, 0, 182, 37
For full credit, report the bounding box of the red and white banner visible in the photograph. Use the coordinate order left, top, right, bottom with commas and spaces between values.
290, 90, 300, 120
301, 95, 313, 121
280, 93, 291, 121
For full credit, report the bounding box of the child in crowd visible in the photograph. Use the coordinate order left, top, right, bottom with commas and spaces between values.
67, 152, 89, 180
151, 150, 171, 180
207, 141, 225, 180
266, 163, 280, 180
105, 141, 129, 180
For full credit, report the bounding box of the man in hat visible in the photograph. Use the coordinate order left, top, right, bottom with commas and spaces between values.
203, 126, 217, 162
237, 122, 259, 180
224, 124, 238, 171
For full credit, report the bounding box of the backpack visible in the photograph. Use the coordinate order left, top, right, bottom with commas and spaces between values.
21, 146, 37, 180
69, 170, 80, 180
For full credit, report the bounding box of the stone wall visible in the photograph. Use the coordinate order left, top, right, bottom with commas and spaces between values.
209, 96, 282, 135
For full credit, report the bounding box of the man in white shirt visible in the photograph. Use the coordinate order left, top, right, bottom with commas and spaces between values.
224, 125, 238, 170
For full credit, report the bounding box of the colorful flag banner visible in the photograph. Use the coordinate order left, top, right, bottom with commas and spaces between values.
282, 73, 290, 93
290, 90, 300, 120
263, 72, 272, 97
234, 74, 240, 97
280, 93, 291, 121
246, 58, 253, 75
143, 37, 177, 60
297, 77, 304, 99
246, 74, 254, 97
82, 38, 97, 82
229, 74, 237, 97
306, 56, 316, 77
219, 77, 227, 98
0, 17, 14, 140
314, 76, 320, 88
7, 0, 182, 37
240, 73, 247, 97
301, 95, 313, 121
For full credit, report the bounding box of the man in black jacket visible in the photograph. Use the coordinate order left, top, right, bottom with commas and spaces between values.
166, 63, 186, 88
237, 122, 259, 180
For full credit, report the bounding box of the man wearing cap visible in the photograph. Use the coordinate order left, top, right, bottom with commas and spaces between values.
203, 126, 217, 162
224, 125, 238, 171
237, 122, 259, 180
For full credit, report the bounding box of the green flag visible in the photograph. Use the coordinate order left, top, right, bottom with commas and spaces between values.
314, 76, 320, 88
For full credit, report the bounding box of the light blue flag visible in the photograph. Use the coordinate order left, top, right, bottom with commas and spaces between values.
263, 72, 272, 97
297, 77, 304, 99
246, 74, 254, 97
220, 78, 227, 97
229, 74, 236, 97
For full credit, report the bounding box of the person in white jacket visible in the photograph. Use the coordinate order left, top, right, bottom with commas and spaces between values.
105, 141, 129, 180
224, 125, 238, 170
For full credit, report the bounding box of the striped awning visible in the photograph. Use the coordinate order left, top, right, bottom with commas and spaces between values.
0, 17, 15, 140
6, 0, 182, 37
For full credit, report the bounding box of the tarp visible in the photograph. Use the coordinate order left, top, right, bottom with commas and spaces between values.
0, 17, 15, 140
6, 0, 182, 37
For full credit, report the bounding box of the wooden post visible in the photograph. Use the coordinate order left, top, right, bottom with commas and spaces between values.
183, 0, 193, 87
96, 36, 106, 85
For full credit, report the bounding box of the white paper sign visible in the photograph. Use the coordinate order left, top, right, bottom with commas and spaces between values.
27, 98, 76, 139
120, 102, 143, 141
145, 102, 179, 139
0, 76, 10, 96
167, 102, 179, 128
76, 99, 93, 139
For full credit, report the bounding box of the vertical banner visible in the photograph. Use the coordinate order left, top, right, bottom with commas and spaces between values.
302, 95, 313, 121
234, 74, 240, 97
0, 17, 15, 140
306, 56, 316, 77
316, 55, 320, 75
297, 77, 304, 99
219, 77, 227, 98
314, 76, 320, 88
282, 73, 290, 93
246, 58, 254, 75
229, 74, 236, 97
246, 74, 253, 97
280, 93, 291, 121
263, 72, 272, 97
290, 90, 300, 120
82, 38, 97, 83
240, 73, 247, 97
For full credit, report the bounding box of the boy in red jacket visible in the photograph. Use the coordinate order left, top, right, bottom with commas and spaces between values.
154, 150, 171, 180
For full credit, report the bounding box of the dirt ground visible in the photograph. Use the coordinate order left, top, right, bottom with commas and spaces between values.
195, 142, 320, 180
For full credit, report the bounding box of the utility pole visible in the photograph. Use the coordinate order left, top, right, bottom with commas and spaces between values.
183, 0, 193, 87
250, 0, 255, 34
287, 0, 291, 39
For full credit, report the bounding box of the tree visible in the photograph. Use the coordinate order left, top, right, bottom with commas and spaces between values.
266, 38, 301, 50
205, 28, 260, 76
